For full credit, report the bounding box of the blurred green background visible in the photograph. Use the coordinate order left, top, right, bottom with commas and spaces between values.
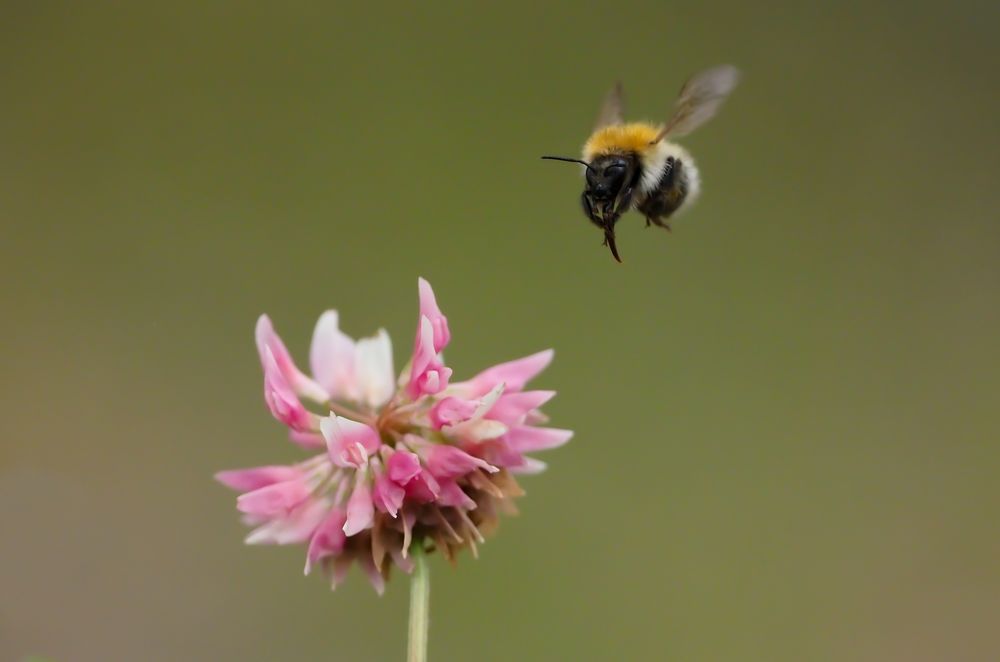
2, 1, 998, 660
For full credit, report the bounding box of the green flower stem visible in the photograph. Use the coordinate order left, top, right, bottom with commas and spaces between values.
407, 542, 430, 662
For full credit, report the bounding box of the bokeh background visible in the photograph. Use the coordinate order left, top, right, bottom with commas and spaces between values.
2, 1, 998, 660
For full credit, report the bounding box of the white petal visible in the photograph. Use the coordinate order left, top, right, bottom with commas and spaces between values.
511, 457, 548, 474
471, 381, 506, 420
444, 418, 508, 443
355, 329, 395, 408
440, 382, 508, 442
310, 311, 358, 401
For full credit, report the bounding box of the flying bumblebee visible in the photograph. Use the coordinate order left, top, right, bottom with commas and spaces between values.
542, 65, 740, 262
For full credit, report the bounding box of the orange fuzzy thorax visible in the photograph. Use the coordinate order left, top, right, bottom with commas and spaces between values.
582, 122, 661, 161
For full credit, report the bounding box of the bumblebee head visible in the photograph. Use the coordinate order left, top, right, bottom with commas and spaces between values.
541, 153, 639, 262
584, 155, 632, 202
540, 153, 636, 207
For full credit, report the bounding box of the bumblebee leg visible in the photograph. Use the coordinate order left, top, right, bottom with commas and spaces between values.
649, 216, 672, 232
613, 184, 635, 220
637, 158, 686, 233
581, 192, 603, 229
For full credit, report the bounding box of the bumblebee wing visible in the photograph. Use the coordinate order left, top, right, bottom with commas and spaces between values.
594, 81, 625, 130
652, 65, 740, 143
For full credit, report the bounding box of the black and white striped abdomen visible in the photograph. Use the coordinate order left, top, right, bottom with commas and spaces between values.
634, 141, 701, 222
637, 141, 701, 212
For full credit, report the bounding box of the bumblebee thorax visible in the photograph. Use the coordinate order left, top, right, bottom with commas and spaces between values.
582, 122, 661, 161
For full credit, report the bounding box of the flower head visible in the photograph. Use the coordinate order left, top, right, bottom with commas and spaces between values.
217, 278, 571, 593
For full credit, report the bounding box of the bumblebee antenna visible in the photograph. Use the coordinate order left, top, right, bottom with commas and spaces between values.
541, 155, 596, 174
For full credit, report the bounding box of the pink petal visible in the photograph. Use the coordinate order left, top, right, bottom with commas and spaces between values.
429, 396, 479, 428
462, 349, 554, 397
320, 415, 382, 468
424, 445, 497, 480
417, 277, 451, 353
309, 310, 358, 402
504, 426, 574, 453
413, 366, 451, 397
328, 555, 353, 591
343, 472, 374, 536
439, 382, 508, 442
524, 409, 550, 425
436, 480, 476, 510
237, 479, 310, 517
304, 508, 346, 575
373, 472, 405, 517
479, 440, 525, 469
261, 347, 315, 431
486, 390, 557, 425
245, 498, 328, 545
358, 553, 386, 596
256, 315, 328, 402
404, 469, 441, 503
241, 512, 269, 527
389, 545, 415, 574
288, 430, 326, 450
478, 442, 548, 474
386, 449, 422, 484
406, 316, 451, 398
215, 465, 301, 492
255, 315, 292, 373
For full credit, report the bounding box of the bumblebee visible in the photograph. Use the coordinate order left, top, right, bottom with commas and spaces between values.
543, 65, 740, 262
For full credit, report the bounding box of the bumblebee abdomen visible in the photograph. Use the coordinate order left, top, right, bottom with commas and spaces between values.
637, 141, 699, 200
637, 153, 701, 222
